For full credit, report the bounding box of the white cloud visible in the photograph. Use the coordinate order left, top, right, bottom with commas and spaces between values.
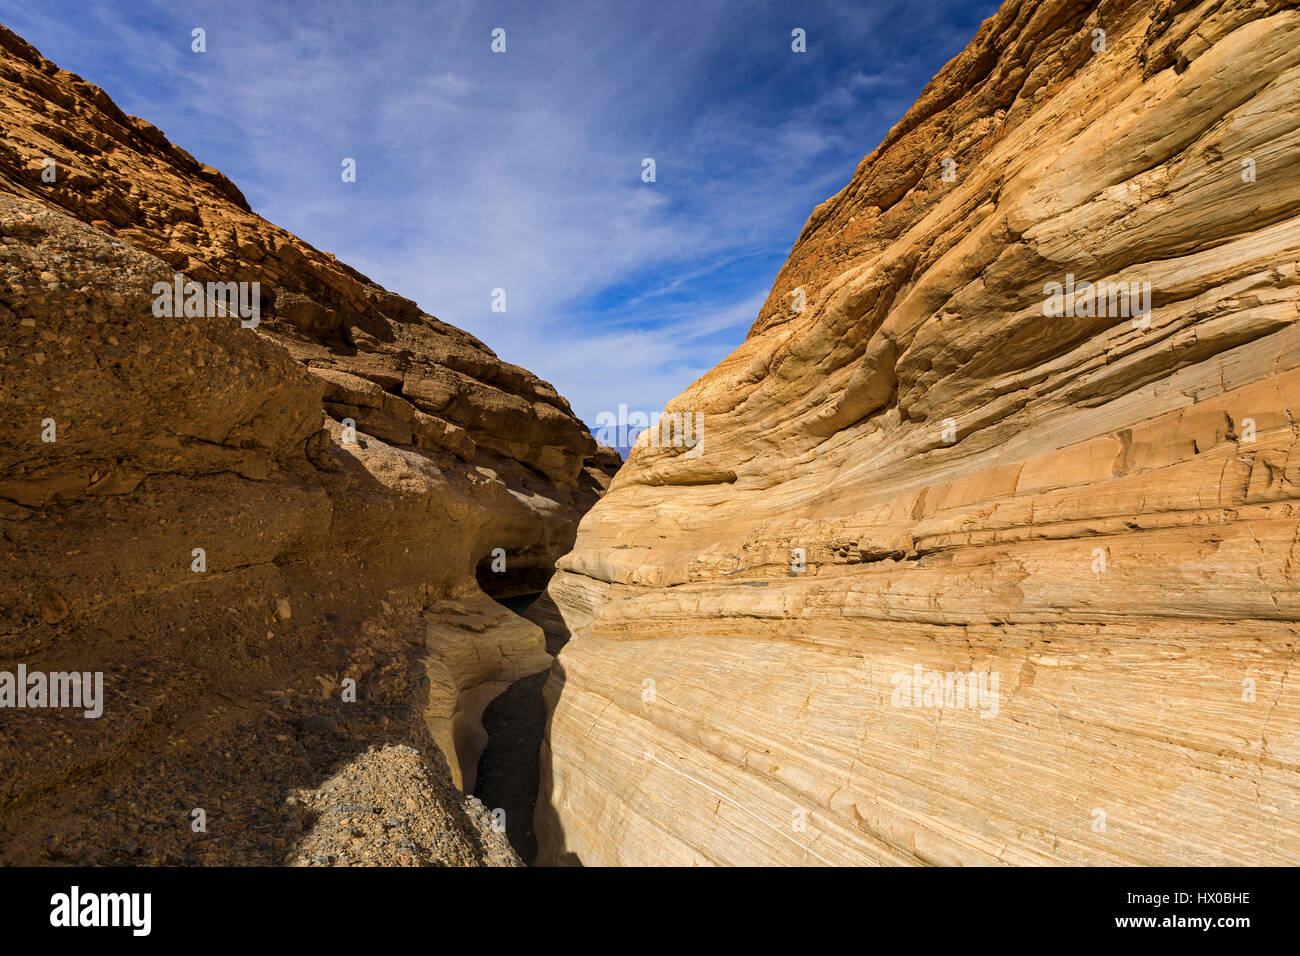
8, 0, 996, 429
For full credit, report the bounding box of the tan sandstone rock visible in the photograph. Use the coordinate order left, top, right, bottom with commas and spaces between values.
537, 0, 1300, 865
0, 25, 609, 865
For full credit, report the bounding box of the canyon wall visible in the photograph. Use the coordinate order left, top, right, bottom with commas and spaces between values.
538, 0, 1300, 865
0, 24, 614, 864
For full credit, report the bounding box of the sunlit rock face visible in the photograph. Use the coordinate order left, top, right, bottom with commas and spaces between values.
538, 0, 1300, 866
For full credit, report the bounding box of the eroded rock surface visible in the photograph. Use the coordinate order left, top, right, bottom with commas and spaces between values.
0, 25, 610, 865
538, 0, 1300, 865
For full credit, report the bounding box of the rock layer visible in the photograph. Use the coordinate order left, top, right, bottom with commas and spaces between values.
538, 0, 1300, 865
0, 25, 609, 864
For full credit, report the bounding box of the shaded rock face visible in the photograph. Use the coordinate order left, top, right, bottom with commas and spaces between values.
539, 0, 1300, 865
0, 26, 612, 865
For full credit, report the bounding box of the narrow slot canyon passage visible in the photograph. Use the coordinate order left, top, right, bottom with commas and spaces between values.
472, 592, 566, 865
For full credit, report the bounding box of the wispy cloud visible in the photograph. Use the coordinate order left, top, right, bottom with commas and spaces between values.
4, 0, 999, 427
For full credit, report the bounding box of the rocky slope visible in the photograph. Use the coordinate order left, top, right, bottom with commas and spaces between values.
538, 0, 1300, 865
0, 24, 614, 865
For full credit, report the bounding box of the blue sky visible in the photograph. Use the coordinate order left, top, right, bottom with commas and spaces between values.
3, 0, 998, 432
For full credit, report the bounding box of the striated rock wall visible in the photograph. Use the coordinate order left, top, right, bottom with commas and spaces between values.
538, 0, 1300, 865
0, 25, 610, 864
